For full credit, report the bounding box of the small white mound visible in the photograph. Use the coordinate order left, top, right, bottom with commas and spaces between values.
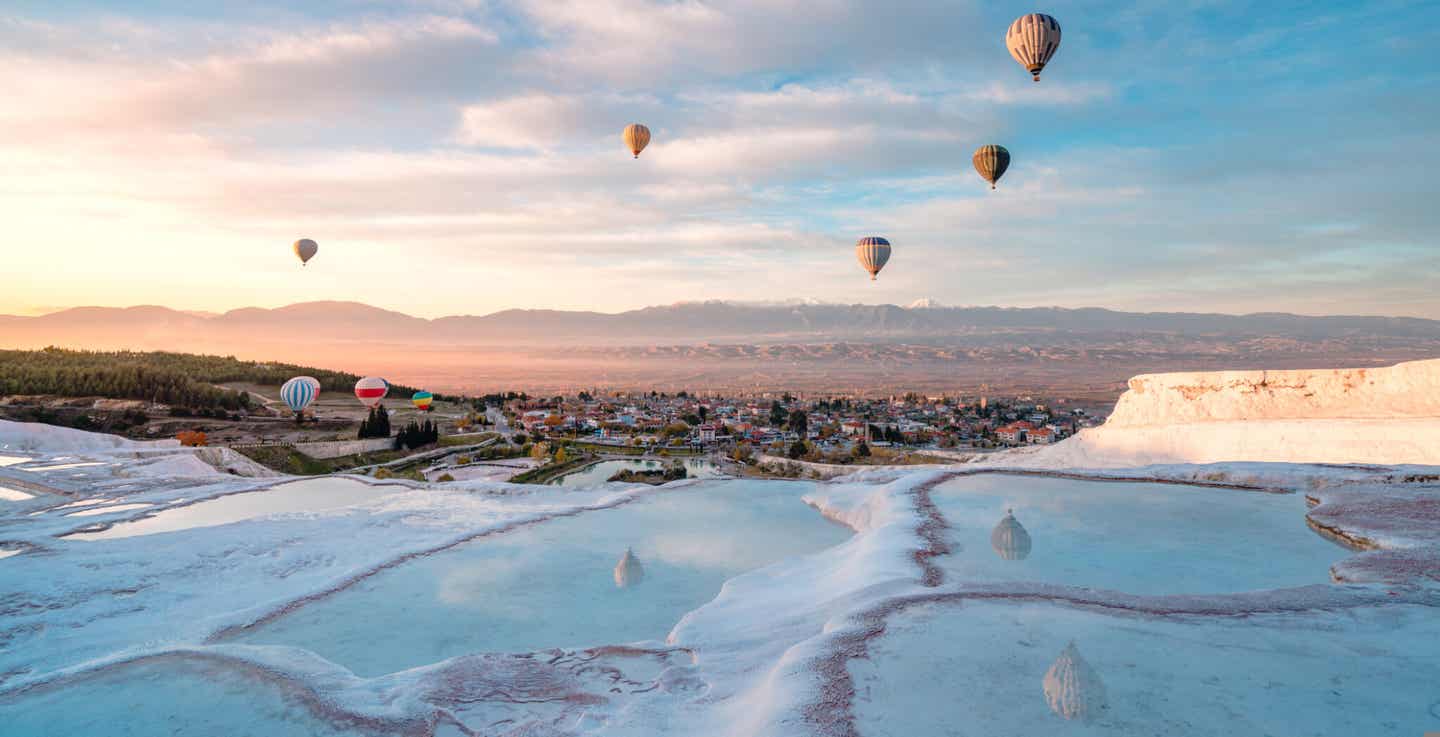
0, 419, 175, 453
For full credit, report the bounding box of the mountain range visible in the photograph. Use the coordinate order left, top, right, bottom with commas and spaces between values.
4, 301, 1439, 396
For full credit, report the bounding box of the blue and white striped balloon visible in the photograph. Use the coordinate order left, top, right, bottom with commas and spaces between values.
280, 376, 321, 413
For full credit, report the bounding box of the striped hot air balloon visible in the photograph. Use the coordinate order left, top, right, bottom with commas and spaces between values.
855, 237, 892, 281
623, 124, 651, 159
293, 239, 318, 266
280, 376, 321, 415
1006, 13, 1062, 82
354, 377, 388, 408
411, 391, 434, 411
973, 144, 1011, 190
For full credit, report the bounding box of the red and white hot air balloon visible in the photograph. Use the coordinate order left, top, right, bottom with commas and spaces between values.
354, 377, 388, 408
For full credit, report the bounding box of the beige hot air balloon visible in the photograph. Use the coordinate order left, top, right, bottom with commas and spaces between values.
1043, 641, 1108, 721
293, 238, 318, 266
1006, 13, 1062, 82
614, 547, 645, 588
622, 124, 651, 159
973, 145, 1011, 190
855, 237, 892, 281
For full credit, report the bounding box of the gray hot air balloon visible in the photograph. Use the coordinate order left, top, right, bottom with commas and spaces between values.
991, 508, 1032, 560
1006, 13, 1062, 82
973, 144, 1011, 190
292, 238, 318, 266
855, 236, 892, 281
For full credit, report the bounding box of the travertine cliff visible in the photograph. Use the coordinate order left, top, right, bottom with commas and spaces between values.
1013, 359, 1440, 467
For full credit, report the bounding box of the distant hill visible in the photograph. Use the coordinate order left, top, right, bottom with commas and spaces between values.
4, 301, 1439, 395
6, 300, 1440, 347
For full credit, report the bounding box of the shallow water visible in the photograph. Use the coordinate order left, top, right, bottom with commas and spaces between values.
0, 658, 384, 737
24, 462, 105, 472
850, 599, 1440, 737
0, 485, 34, 501
931, 475, 1343, 594
69, 477, 389, 541
235, 479, 850, 676
65, 502, 153, 517
549, 458, 724, 487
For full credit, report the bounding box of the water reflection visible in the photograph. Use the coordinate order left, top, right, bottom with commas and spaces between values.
549, 458, 724, 487
990, 509, 1032, 561
933, 475, 1342, 594
69, 478, 386, 540
613, 547, 645, 588
235, 480, 850, 677
1043, 640, 1107, 722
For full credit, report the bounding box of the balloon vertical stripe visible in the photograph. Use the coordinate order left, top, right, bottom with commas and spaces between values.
1007, 13, 1062, 81
281, 376, 321, 413
855, 236, 892, 281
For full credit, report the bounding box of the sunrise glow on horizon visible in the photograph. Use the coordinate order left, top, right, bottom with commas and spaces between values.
2, 1, 1436, 319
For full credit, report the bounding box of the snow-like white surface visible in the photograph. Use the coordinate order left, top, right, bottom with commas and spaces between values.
0, 410, 1435, 736
990, 358, 1440, 466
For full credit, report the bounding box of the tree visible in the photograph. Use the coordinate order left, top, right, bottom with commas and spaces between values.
788, 409, 808, 437
731, 442, 754, 464
787, 440, 807, 460
853, 441, 871, 458
698, 405, 708, 423
769, 400, 786, 427
554, 446, 568, 464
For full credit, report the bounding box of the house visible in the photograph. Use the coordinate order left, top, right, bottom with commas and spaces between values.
996, 423, 1028, 444
698, 423, 718, 443
1027, 427, 1055, 444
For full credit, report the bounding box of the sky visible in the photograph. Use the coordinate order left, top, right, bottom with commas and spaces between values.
1, 0, 1437, 319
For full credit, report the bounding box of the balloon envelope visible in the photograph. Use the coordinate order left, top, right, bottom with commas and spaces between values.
293, 239, 318, 265
411, 391, 434, 410
354, 377, 388, 408
973, 144, 1011, 189
280, 376, 321, 413
1006, 13, 1061, 81
623, 124, 651, 158
855, 236, 892, 281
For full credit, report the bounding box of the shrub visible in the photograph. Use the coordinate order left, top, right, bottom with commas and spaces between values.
436, 473, 455, 482
176, 430, 207, 447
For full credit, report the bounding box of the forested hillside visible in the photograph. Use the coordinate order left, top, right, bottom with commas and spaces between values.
0, 348, 425, 410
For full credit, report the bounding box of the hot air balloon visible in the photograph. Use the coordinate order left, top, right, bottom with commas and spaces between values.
855, 236, 892, 281
1044, 641, 1108, 721
293, 239, 318, 266
1006, 13, 1062, 82
614, 547, 645, 588
354, 377, 388, 408
991, 508, 1032, 560
280, 376, 321, 416
973, 144, 1011, 190
411, 391, 434, 411
623, 123, 651, 159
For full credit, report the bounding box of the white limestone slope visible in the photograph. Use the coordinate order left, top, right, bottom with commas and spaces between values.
1006, 358, 1440, 467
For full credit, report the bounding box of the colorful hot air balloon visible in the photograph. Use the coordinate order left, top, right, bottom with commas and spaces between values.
354, 377, 388, 408
293, 238, 318, 266
623, 123, 651, 159
1006, 13, 1062, 82
855, 236, 892, 281
973, 144, 1011, 190
280, 376, 321, 415
411, 391, 434, 411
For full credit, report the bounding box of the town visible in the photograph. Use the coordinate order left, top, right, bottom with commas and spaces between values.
488, 389, 1111, 461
